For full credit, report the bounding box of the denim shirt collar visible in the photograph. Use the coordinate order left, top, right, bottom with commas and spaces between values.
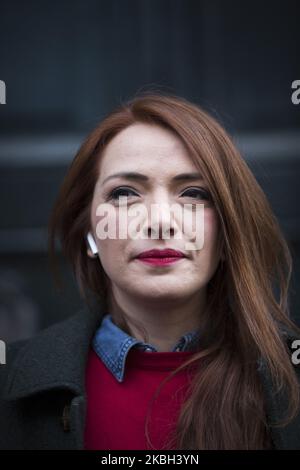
92, 314, 201, 382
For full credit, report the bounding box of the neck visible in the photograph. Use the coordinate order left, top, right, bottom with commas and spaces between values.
107, 289, 207, 352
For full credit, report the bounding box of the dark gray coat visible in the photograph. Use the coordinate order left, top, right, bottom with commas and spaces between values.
0, 307, 300, 450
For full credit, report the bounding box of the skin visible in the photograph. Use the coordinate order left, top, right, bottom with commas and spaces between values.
88, 123, 223, 352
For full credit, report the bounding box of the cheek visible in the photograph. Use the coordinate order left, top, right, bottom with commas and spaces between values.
95, 238, 130, 286
202, 209, 220, 251
92, 198, 128, 243
90, 201, 127, 273
191, 211, 220, 280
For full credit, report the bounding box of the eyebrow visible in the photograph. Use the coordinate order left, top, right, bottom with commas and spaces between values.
102, 171, 204, 185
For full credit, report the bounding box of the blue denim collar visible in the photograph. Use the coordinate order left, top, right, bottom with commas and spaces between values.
92, 314, 201, 382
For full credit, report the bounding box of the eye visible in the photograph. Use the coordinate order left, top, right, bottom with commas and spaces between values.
106, 186, 138, 201
181, 187, 211, 201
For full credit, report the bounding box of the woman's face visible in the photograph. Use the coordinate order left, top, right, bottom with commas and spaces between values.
89, 123, 222, 303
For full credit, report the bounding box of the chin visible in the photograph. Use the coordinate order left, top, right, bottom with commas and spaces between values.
133, 286, 189, 301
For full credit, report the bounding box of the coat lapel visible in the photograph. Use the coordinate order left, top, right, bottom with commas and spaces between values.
2, 307, 103, 401
2, 306, 103, 449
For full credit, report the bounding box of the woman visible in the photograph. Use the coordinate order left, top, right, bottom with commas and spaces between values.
1, 92, 300, 450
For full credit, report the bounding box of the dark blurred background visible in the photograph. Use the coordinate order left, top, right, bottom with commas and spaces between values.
0, 0, 299, 343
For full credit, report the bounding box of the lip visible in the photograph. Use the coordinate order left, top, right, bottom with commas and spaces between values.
136, 248, 186, 259
136, 257, 185, 266
135, 248, 186, 266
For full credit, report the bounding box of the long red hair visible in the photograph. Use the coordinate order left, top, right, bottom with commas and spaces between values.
48, 92, 300, 449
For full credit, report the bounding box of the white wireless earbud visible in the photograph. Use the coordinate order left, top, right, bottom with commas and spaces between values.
86, 231, 98, 255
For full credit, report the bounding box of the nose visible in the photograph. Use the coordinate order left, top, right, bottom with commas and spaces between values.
141, 200, 180, 240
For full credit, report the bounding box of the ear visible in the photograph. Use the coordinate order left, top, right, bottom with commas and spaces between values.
87, 247, 98, 258
86, 231, 99, 257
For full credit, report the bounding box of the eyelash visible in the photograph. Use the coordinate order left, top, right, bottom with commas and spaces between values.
106, 186, 211, 202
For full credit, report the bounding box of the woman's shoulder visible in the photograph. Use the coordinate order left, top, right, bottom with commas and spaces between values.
0, 338, 29, 392
0, 307, 105, 450
0, 307, 103, 401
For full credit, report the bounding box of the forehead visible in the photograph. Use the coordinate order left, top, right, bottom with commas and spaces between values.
98, 123, 198, 179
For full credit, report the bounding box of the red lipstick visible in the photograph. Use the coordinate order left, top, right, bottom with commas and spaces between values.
135, 249, 186, 266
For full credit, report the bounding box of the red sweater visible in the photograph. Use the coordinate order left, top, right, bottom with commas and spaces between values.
84, 347, 198, 450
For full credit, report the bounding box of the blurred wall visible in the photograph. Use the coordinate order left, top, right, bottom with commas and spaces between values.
0, 0, 299, 342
